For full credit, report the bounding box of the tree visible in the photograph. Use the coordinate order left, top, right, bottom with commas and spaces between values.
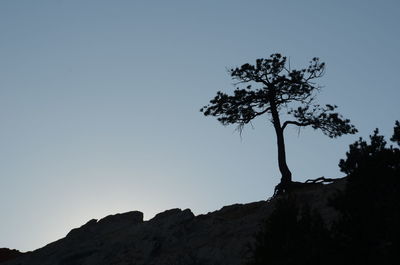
331, 121, 400, 264
247, 122, 400, 265
201, 53, 357, 193
390, 120, 400, 145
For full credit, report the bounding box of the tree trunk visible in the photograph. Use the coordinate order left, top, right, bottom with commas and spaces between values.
274, 125, 292, 186
268, 90, 292, 190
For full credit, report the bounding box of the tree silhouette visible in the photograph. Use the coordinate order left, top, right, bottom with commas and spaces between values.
201, 53, 357, 193
248, 122, 400, 265
331, 121, 400, 264
390, 120, 400, 145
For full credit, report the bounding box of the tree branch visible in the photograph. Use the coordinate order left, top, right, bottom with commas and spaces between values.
282, 120, 312, 131
255, 107, 271, 116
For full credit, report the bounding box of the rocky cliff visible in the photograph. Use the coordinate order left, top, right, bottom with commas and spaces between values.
0, 249, 23, 263
2, 179, 345, 265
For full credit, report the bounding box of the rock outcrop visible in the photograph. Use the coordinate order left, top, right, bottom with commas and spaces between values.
0, 249, 24, 263
2, 179, 345, 265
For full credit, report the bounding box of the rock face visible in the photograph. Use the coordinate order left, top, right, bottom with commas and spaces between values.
2, 179, 345, 265
0, 249, 23, 263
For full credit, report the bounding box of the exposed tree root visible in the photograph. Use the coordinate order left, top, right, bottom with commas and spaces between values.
274, 177, 342, 196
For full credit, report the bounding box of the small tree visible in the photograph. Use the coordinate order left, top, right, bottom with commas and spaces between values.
332, 122, 400, 264
201, 53, 357, 192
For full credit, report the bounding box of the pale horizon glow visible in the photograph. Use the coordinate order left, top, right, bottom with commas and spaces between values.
1, 0, 399, 251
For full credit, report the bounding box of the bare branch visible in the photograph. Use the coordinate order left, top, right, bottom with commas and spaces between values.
282, 120, 312, 131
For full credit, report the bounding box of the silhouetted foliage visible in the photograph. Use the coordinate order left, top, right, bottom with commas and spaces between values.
248, 197, 332, 265
249, 122, 400, 265
331, 121, 400, 264
201, 53, 357, 192
390, 120, 400, 145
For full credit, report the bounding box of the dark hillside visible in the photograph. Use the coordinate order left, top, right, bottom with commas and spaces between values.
1, 180, 345, 265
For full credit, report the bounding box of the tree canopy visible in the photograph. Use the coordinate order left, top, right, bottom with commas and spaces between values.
201, 53, 357, 192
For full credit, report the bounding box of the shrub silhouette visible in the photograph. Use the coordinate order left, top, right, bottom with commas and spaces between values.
249, 121, 400, 265
331, 121, 400, 264
390, 120, 400, 145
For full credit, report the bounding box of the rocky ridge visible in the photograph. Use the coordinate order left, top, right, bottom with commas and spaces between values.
2, 179, 345, 265
0, 249, 23, 263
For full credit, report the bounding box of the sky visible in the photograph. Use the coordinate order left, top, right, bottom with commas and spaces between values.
0, 0, 399, 251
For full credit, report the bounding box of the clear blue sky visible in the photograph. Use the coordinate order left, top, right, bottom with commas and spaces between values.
1, 0, 399, 251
